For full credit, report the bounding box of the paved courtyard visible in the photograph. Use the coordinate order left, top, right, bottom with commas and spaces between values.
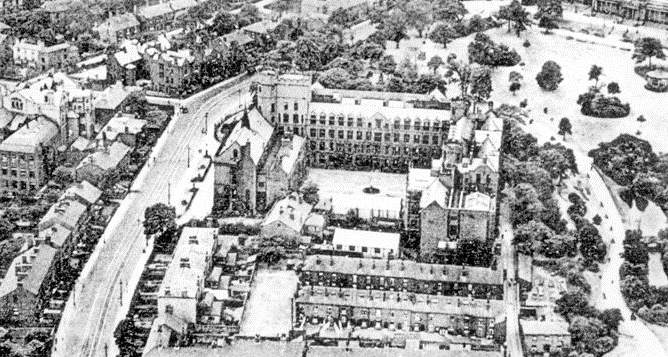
307, 168, 407, 200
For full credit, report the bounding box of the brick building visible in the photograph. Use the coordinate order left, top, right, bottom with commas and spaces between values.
94, 12, 141, 45
0, 117, 59, 196
300, 255, 504, 300
213, 109, 308, 213
295, 286, 504, 337
12, 39, 79, 72
255, 71, 461, 172
144, 47, 198, 95
520, 320, 571, 355
405, 112, 502, 256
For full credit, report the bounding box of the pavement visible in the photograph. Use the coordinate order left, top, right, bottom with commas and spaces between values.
52, 77, 252, 357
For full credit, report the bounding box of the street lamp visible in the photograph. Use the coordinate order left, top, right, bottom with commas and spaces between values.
187, 145, 191, 168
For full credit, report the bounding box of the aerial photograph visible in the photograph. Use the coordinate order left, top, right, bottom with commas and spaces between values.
0, 0, 668, 356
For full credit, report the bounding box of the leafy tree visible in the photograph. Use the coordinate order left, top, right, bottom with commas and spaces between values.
509, 81, 521, 95
607, 81, 620, 94
556, 291, 595, 319
377, 55, 397, 73
470, 65, 493, 107
558, 117, 572, 140
427, 55, 444, 74
397, 56, 418, 82
468, 33, 521, 67
352, 42, 385, 61
579, 222, 607, 262
433, 0, 468, 22
513, 220, 554, 255
509, 183, 544, 226
536, 0, 563, 19
294, 35, 323, 71
588, 65, 603, 86
404, 0, 432, 37
212, 11, 237, 35
577, 87, 630, 118
536, 60, 563, 91
592, 214, 602, 225
143, 203, 176, 237
0, 218, 15, 243
633, 37, 665, 69
509, 70, 523, 83
569, 316, 607, 353
328, 8, 352, 26
598, 308, 623, 331
499, 0, 532, 37
588, 134, 658, 186
300, 182, 320, 205
238, 3, 261, 23
382, 9, 409, 48
538, 15, 558, 34
318, 68, 352, 89
273, 0, 293, 15
429, 23, 457, 48
467, 15, 490, 33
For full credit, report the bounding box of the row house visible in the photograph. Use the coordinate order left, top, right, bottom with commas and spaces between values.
136, 0, 199, 33
144, 47, 198, 96
295, 286, 504, 338
300, 255, 504, 300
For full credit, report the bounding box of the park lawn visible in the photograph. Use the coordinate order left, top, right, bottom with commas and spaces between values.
387, 25, 668, 155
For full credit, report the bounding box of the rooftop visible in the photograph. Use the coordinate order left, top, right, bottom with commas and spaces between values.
39, 197, 88, 232
38, 223, 72, 248
96, 13, 140, 33
519, 320, 570, 336
297, 286, 505, 319
63, 180, 102, 205
262, 193, 313, 233
241, 20, 280, 34
96, 114, 146, 142
158, 227, 218, 302
22, 244, 58, 296
0, 117, 59, 154
302, 255, 504, 286
144, 341, 303, 357
77, 141, 132, 171
308, 347, 502, 357
218, 109, 274, 165
309, 101, 451, 125
332, 228, 400, 251
93, 82, 135, 110
330, 192, 402, 217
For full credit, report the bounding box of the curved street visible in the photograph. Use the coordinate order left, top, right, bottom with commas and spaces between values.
52, 79, 252, 357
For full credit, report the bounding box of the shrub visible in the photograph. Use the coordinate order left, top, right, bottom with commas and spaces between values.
577, 88, 630, 118
523, 39, 531, 47
468, 33, 521, 66
593, 214, 602, 225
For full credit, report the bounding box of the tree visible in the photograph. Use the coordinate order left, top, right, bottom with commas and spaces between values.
556, 291, 595, 319
633, 37, 665, 69
513, 220, 554, 255
558, 117, 572, 140
404, 0, 432, 37
397, 56, 418, 82
383, 9, 409, 48
607, 81, 620, 94
238, 3, 260, 22
592, 214, 602, 225
273, 0, 292, 15
446, 58, 472, 101
588, 65, 603, 86
499, 0, 532, 37
377, 55, 397, 74
143, 203, 176, 237
429, 23, 457, 48
509, 81, 521, 95
294, 36, 323, 71
317, 68, 352, 89
598, 308, 623, 331
468, 33, 521, 66
0, 218, 15, 243
509, 70, 523, 84
212, 11, 237, 35
470, 65, 493, 108
536, 60, 563, 91
328, 8, 351, 26
427, 55, 444, 74
536, 0, 563, 19
509, 183, 544, 226
300, 182, 320, 205
433, 0, 468, 22
538, 15, 558, 34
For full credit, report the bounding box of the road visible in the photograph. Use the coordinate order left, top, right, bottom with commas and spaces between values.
519, 109, 668, 356
53, 78, 252, 357
500, 204, 523, 357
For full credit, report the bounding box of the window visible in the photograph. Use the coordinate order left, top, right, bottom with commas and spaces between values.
433, 135, 439, 144
319, 129, 325, 137
347, 116, 354, 127
283, 113, 289, 123
1, 168, 6, 175
165, 305, 174, 314
293, 114, 299, 123
375, 248, 381, 254
374, 133, 382, 142
362, 247, 368, 253
284, 103, 288, 110
310, 129, 316, 137
365, 132, 371, 140
338, 130, 344, 139
357, 118, 363, 127
394, 133, 399, 142
403, 134, 410, 143
329, 115, 335, 125
310, 114, 317, 125
349, 245, 355, 251
319, 114, 326, 125
338, 115, 344, 126
336, 244, 342, 250
414, 135, 420, 144
347, 131, 353, 139
422, 135, 429, 144
356, 131, 362, 140
328, 130, 335, 138
294, 102, 299, 110
394, 119, 400, 130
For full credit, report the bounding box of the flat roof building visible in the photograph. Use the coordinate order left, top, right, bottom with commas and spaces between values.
332, 228, 400, 258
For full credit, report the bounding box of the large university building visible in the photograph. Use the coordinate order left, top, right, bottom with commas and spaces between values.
406, 112, 502, 256
255, 71, 463, 172
592, 0, 668, 24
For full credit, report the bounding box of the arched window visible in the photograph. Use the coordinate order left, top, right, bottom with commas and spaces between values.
232, 149, 238, 159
